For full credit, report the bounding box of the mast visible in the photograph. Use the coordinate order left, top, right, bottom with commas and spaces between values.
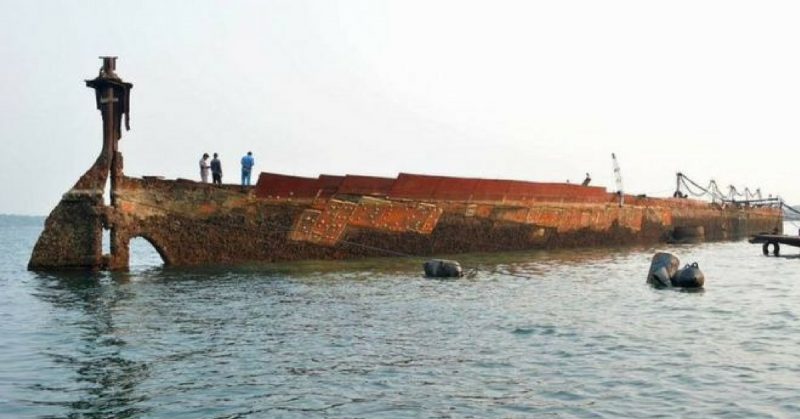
84, 56, 133, 205
29, 57, 133, 270
612, 153, 624, 207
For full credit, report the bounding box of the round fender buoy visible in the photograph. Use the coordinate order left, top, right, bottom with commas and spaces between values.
423, 259, 463, 278
762, 242, 780, 256
647, 252, 680, 287
649, 266, 672, 288
672, 262, 705, 288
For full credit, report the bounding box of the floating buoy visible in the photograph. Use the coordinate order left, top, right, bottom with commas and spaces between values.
647, 252, 680, 288
424, 259, 463, 278
646, 252, 704, 288
672, 262, 705, 288
762, 241, 780, 256
647, 252, 681, 288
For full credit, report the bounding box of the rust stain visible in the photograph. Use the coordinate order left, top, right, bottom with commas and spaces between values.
309, 200, 357, 245
198, 203, 216, 215
289, 209, 321, 242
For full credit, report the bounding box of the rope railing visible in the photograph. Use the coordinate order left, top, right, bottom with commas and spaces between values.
782, 202, 800, 216
675, 173, 781, 207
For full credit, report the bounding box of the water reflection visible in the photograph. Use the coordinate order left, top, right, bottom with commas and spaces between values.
129, 237, 165, 271
8, 222, 800, 417
31, 272, 150, 418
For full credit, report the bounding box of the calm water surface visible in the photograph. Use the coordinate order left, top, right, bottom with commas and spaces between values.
2, 216, 800, 418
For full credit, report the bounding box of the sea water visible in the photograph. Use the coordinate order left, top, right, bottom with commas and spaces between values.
2, 215, 800, 418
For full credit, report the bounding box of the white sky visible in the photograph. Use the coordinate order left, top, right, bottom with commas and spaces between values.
1, 0, 799, 215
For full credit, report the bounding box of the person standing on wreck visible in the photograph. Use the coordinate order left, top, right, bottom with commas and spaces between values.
241, 151, 255, 186
210, 153, 223, 185
199, 153, 211, 183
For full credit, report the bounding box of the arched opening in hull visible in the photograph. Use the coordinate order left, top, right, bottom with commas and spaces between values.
102, 227, 110, 255
129, 236, 168, 269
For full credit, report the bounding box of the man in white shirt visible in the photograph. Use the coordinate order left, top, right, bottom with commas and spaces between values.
199, 153, 210, 183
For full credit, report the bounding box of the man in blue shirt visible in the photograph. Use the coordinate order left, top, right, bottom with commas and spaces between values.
241, 151, 255, 186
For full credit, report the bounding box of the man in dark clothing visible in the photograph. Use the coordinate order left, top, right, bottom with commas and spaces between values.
210, 153, 223, 185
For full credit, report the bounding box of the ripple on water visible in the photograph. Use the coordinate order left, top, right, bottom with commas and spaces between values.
3, 223, 800, 417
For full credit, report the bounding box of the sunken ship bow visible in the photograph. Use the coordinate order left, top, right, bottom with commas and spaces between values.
29, 58, 783, 271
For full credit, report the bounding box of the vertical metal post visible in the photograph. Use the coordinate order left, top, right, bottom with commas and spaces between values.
612, 153, 624, 207
85, 56, 132, 270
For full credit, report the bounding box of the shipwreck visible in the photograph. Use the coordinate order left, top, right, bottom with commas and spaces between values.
28, 58, 783, 271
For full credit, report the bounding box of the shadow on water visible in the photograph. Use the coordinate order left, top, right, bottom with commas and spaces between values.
30, 271, 151, 419
647, 283, 707, 294
767, 254, 800, 259
113, 244, 654, 283
111, 242, 676, 284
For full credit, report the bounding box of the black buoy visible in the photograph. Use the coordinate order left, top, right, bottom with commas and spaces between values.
762, 241, 780, 256
672, 262, 705, 288
647, 252, 680, 288
424, 259, 463, 278
647, 253, 705, 288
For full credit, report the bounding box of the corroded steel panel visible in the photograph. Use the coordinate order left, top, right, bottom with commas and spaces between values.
349, 198, 443, 233
419, 203, 444, 232
506, 182, 608, 202
337, 175, 395, 196
527, 207, 564, 229
472, 179, 509, 201
317, 175, 345, 198
390, 173, 609, 203
389, 173, 441, 200
503, 180, 537, 201
490, 206, 530, 224
289, 209, 321, 242
473, 204, 495, 218
390, 173, 494, 201
432, 177, 480, 201
646, 207, 672, 226
554, 208, 579, 232
309, 200, 357, 245
618, 209, 644, 231
254, 173, 321, 199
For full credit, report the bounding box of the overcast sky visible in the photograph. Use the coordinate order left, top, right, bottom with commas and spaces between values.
2, 0, 799, 215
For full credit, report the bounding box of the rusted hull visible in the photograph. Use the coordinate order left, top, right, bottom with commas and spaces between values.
26, 59, 784, 270
30, 171, 782, 270
33, 171, 781, 270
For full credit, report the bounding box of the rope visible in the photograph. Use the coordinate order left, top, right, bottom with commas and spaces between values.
708, 181, 726, 201
781, 201, 800, 216
678, 173, 779, 206
679, 176, 711, 197
744, 187, 761, 201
